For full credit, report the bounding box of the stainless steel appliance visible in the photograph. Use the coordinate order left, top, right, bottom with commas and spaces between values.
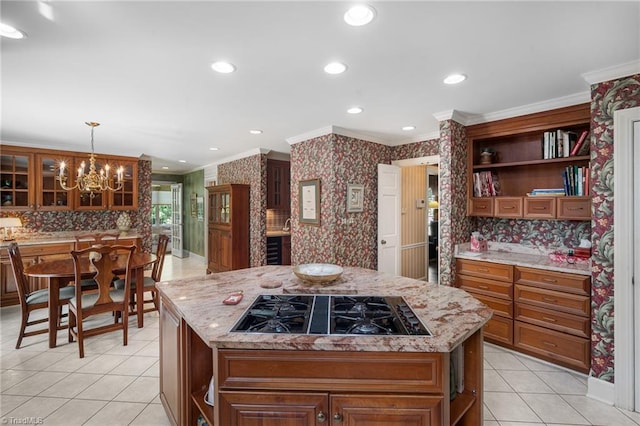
230, 295, 431, 336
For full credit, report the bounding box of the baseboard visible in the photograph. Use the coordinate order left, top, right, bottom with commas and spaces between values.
587, 376, 615, 406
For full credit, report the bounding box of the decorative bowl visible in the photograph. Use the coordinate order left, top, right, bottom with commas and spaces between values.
292, 263, 343, 283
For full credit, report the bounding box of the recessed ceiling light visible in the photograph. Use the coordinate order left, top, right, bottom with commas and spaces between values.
347, 107, 364, 114
161, 166, 169, 170
211, 61, 236, 74
209, 147, 219, 151
443, 73, 467, 85
0, 23, 26, 39
402, 126, 416, 131
249, 129, 263, 135
179, 160, 186, 163
324, 62, 347, 75
344, 5, 376, 26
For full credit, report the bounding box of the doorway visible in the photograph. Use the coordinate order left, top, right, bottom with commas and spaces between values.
151, 183, 175, 255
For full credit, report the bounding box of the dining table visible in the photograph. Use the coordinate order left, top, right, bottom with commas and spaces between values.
24, 251, 157, 348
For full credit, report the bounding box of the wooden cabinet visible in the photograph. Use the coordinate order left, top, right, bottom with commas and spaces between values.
207, 184, 250, 274
2, 145, 139, 211
159, 298, 183, 426
266, 235, 291, 265
267, 159, 290, 210
456, 258, 591, 373
466, 104, 591, 220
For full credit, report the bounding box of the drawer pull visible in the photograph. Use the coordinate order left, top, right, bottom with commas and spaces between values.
543, 341, 557, 348
476, 268, 489, 272
542, 316, 557, 323
532, 207, 547, 210
503, 206, 515, 210
478, 285, 489, 290
541, 278, 557, 283
567, 207, 584, 211
477, 206, 487, 209
542, 296, 557, 303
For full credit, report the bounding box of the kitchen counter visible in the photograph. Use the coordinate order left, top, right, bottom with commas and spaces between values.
455, 242, 591, 276
265, 229, 291, 237
0, 229, 141, 249
155, 265, 492, 353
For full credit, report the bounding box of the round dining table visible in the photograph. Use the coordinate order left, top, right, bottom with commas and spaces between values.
24, 252, 156, 348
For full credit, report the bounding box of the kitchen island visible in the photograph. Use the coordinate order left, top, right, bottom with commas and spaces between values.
156, 266, 492, 426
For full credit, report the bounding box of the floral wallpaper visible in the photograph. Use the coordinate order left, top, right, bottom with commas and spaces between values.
2, 159, 153, 252
218, 154, 267, 267
589, 73, 640, 382
392, 138, 439, 159
474, 218, 591, 250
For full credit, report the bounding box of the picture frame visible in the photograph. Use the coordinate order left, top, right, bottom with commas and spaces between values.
190, 193, 197, 217
196, 196, 204, 221
347, 184, 364, 213
299, 179, 320, 225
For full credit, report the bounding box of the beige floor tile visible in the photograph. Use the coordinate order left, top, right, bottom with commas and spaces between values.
519, 392, 590, 424
135, 340, 159, 357
76, 374, 137, 401
46, 352, 96, 372
76, 353, 129, 374
483, 421, 499, 426
3, 371, 68, 396
0, 369, 37, 389
0, 394, 30, 416
534, 370, 588, 395
0, 349, 42, 370
114, 376, 159, 403
515, 353, 565, 372
130, 327, 161, 342
483, 403, 495, 421
562, 394, 639, 426
483, 391, 542, 423
484, 369, 513, 392
497, 370, 554, 393
483, 359, 493, 370
130, 403, 173, 425
104, 339, 150, 356
83, 401, 147, 426
141, 360, 160, 377
497, 423, 546, 426
44, 399, 107, 426
109, 355, 158, 376
619, 408, 640, 423
11, 351, 69, 371
3, 396, 68, 421
39, 372, 103, 398
484, 352, 529, 371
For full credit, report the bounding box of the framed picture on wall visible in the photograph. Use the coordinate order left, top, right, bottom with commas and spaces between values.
190, 193, 197, 217
299, 179, 320, 225
196, 196, 204, 221
347, 184, 364, 213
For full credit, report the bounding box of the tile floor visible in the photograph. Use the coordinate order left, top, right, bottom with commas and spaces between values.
1, 255, 639, 425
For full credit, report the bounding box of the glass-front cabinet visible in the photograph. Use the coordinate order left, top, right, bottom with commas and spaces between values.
108, 159, 137, 210
0, 149, 34, 210
36, 154, 73, 211
208, 189, 230, 224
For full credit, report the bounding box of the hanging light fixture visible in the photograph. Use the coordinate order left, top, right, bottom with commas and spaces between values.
59, 122, 123, 198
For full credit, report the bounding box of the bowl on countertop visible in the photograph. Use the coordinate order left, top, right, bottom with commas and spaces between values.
292, 263, 343, 284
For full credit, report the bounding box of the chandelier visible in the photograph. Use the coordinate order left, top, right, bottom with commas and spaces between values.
59, 122, 124, 198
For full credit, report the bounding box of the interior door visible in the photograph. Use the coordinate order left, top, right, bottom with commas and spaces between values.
171, 183, 184, 258
378, 164, 401, 275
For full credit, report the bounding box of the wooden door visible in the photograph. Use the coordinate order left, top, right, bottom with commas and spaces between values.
35, 153, 73, 211
331, 394, 442, 426
160, 299, 182, 426
219, 230, 232, 271
207, 228, 220, 273
220, 391, 328, 426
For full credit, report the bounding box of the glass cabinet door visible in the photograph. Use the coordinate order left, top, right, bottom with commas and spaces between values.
208, 191, 219, 223
220, 192, 230, 223
108, 159, 137, 210
36, 154, 72, 210
0, 150, 33, 210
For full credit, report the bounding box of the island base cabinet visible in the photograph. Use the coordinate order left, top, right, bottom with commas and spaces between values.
331, 394, 442, 426
159, 299, 183, 426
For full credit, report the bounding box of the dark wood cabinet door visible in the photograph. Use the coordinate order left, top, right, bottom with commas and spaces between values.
267, 160, 290, 210
220, 391, 328, 426
207, 228, 220, 273
160, 299, 182, 426
331, 394, 442, 426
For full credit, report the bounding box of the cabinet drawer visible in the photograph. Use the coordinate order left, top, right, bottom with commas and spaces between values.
557, 197, 591, 220
514, 285, 590, 317
469, 197, 494, 217
523, 197, 556, 219
514, 321, 589, 372
19, 243, 74, 257
484, 316, 513, 345
468, 293, 513, 318
515, 304, 589, 338
494, 197, 523, 218
458, 275, 512, 300
515, 266, 590, 295
456, 259, 513, 282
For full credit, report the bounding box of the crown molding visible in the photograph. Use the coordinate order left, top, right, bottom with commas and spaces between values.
388, 131, 440, 146
582, 60, 640, 85
205, 147, 271, 167
286, 125, 386, 145
432, 109, 472, 125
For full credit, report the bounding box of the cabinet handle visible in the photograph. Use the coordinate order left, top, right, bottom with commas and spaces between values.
543, 341, 557, 348
333, 413, 343, 422
567, 207, 584, 210
503, 206, 515, 210
476, 268, 489, 272
542, 296, 557, 303
317, 412, 327, 423
478, 285, 490, 290
541, 278, 557, 283
477, 205, 487, 209
533, 207, 547, 210
542, 316, 557, 323
381, 240, 387, 245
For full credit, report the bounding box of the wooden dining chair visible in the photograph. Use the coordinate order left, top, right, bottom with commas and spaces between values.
68, 244, 135, 358
114, 234, 169, 315
8, 242, 76, 349
73, 232, 122, 290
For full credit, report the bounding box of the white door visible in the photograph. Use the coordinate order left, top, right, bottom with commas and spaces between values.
171, 183, 184, 258
377, 164, 401, 275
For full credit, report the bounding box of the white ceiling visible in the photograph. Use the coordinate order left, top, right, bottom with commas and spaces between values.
2, 1, 639, 174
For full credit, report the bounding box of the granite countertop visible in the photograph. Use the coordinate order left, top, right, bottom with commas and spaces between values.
155, 265, 492, 353
0, 229, 141, 249
455, 242, 591, 276
266, 230, 291, 237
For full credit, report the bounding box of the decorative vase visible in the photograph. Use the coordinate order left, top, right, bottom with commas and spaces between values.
116, 212, 131, 232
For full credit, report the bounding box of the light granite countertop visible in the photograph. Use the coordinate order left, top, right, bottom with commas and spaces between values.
155, 265, 492, 353
0, 229, 141, 249
455, 242, 591, 276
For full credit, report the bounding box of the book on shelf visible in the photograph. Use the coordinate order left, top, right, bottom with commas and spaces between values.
562, 165, 589, 196
528, 188, 566, 197
569, 130, 589, 156
472, 171, 500, 197
542, 129, 581, 159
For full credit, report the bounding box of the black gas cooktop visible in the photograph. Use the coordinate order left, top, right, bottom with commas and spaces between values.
230, 295, 431, 336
